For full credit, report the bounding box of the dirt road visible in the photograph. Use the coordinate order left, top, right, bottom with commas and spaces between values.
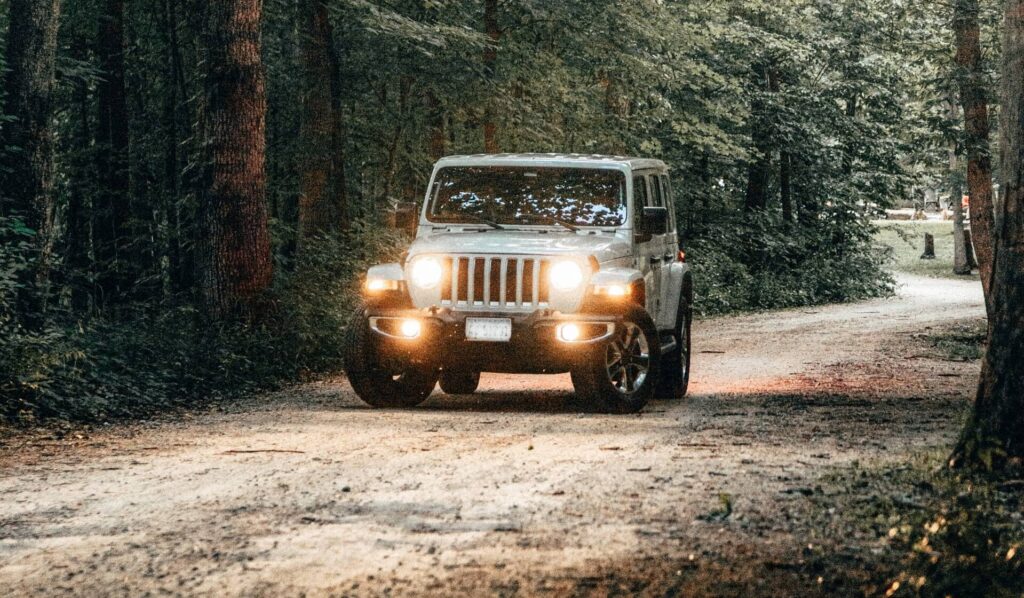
0, 274, 985, 596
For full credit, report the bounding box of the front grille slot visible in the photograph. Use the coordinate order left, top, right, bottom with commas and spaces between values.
439, 255, 551, 311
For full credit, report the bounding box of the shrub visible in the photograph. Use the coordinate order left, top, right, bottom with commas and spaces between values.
1, 219, 407, 425
688, 214, 893, 316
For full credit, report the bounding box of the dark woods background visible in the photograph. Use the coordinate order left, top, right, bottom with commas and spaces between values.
0, 0, 998, 422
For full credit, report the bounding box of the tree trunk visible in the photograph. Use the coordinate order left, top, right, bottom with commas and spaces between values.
425, 90, 447, 162
955, 0, 997, 314
780, 151, 793, 223
951, 0, 1024, 469
948, 99, 973, 276
0, 0, 61, 324
298, 0, 337, 247
952, 185, 973, 275
482, 0, 500, 153
94, 0, 132, 307
921, 233, 936, 260
744, 63, 776, 213
964, 229, 979, 269
66, 34, 94, 313
0, 0, 60, 228
200, 0, 273, 318
328, 19, 349, 231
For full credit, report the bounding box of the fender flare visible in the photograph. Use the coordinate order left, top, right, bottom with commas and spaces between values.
659, 263, 692, 330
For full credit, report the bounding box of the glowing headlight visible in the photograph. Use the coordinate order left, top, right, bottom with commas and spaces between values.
549, 260, 585, 291
410, 257, 443, 289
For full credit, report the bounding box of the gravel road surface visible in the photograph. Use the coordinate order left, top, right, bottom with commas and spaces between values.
0, 274, 986, 596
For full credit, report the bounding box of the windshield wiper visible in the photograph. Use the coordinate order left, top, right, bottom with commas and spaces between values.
458, 214, 504, 230
516, 214, 579, 232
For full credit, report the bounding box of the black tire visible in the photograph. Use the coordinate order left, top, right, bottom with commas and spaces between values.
439, 370, 481, 395
343, 308, 438, 408
570, 307, 660, 414
656, 282, 692, 400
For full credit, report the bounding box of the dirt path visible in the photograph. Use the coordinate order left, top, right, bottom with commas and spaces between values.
0, 274, 985, 596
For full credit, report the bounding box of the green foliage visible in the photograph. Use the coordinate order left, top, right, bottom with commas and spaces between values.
1, 221, 407, 424
690, 215, 894, 316
3, 0, 948, 422
810, 455, 1024, 597
876, 462, 1023, 597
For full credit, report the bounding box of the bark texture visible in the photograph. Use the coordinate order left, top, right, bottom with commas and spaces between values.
0, 0, 61, 233
95, 0, 132, 306
482, 0, 500, 153
952, 0, 1024, 468
744, 64, 777, 213
955, 0, 997, 313
0, 0, 61, 324
425, 90, 447, 161
298, 0, 341, 245
200, 0, 273, 317
780, 151, 793, 223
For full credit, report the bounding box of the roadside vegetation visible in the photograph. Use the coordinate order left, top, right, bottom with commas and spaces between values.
805, 454, 1024, 597
875, 221, 982, 280
3, 1, 930, 426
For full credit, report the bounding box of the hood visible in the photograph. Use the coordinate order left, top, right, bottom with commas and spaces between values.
408, 229, 631, 263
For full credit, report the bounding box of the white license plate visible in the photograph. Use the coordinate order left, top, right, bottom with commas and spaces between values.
465, 318, 513, 342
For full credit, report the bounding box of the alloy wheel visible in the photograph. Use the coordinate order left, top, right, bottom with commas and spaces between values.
605, 322, 650, 394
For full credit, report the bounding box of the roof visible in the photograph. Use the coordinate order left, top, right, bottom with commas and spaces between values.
433, 153, 667, 171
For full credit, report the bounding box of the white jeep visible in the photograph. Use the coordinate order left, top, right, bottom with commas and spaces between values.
345, 153, 692, 413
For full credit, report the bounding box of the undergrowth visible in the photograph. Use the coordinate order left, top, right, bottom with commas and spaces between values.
812, 454, 1024, 597
1, 219, 406, 425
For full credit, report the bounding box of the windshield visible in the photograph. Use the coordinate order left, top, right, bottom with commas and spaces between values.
428, 166, 627, 228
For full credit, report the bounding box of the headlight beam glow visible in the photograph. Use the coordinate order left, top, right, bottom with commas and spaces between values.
549, 260, 585, 291
410, 257, 444, 289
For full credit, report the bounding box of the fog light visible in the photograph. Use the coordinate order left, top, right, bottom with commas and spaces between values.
400, 319, 422, 339
557, 323, 581, 342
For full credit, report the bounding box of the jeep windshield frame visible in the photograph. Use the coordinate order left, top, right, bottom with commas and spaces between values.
426, 166, 628, 229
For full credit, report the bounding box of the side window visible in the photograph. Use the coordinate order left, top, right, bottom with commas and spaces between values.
632, 176, 648, 222
659, 175, 675, 233
648, 175, 663, 207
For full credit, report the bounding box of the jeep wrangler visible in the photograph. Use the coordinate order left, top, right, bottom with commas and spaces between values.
345, 153, 692, 413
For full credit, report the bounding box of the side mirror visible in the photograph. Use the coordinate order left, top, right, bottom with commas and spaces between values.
637, 206, 668, 241
391, 202, 419, 236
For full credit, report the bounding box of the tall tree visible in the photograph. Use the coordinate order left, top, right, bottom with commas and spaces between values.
0, 0, 62, 320
949, 97, 972, 276
298, 0, 339, 246
744, 62, 777, 213
94, 0, 132, 306
952, 0, 1024, 469
200, 0, 273, 317
0, 0, 61, 228
425, 90, 447, 161
955, 0, 996, 312
482, 0, 500, 153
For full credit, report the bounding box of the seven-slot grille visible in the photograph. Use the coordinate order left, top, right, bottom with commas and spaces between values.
440, 256, 551, 310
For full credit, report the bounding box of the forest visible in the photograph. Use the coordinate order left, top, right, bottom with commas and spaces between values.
3, 0, 1024, 595
1, 0, 985, 422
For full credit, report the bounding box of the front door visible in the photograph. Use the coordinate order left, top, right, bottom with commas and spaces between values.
633, 173, 662, 317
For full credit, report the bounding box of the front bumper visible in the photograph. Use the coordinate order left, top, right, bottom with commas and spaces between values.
363, 307, 623, 374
